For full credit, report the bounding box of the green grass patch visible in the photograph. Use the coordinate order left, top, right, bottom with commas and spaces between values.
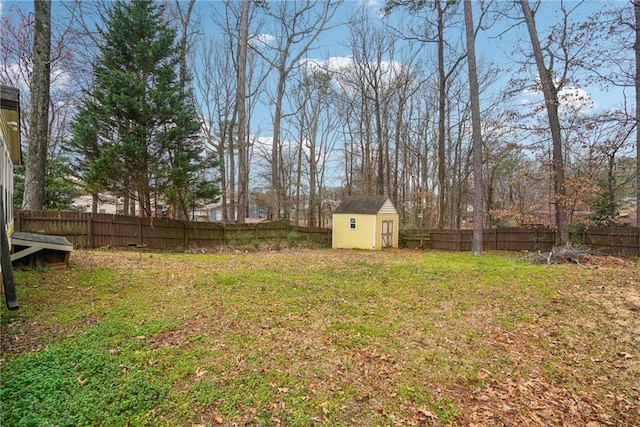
1, 249, 638, 426
0, 320, 168, 426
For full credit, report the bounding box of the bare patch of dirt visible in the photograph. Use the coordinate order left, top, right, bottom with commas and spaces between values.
1, 315, 99, 360
149, 315, 208, 350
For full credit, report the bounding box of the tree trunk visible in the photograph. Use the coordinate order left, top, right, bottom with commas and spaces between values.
92, 193, 98, 214
519, 0, 569, 244
308, 104, 319, 228
635, 1, 640, 227
464, 0, 484, 255
236, 0, 249, 223
23, 0, 51, 211
295, 121, 303, 226
228, 116, 236, 221
606, 153, 617, 219
175, 0, 196, 220
176, 0, 195, 95
436, 2, 447, 230
375, 92, 385, 196
217, 121, 228, 221
271, 67, 286, 220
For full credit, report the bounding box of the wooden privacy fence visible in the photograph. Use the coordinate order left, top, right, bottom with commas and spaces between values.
13, 211, 640, 255
401, 226, 640, 256
14, 211, 331, 250
571, 226, 640, 256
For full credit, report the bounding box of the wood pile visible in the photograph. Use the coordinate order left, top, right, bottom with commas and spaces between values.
529, 243, 591, 265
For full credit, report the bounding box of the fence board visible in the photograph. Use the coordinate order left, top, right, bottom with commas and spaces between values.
14, 211, 331, 250
400, 228, 431, 249
429, 230, 464, 251
185, 222, 225, 248
14, 212, 638, 255
402, 226, 637, 255
575, 226, 639, 256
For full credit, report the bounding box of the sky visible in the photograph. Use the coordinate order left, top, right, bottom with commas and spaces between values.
1, 0, 626, 106
1, 0, 632, 139
1, 0, 633, 195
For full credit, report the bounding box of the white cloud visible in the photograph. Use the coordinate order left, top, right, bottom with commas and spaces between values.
3, 62, 28, 88
249, 33, 275, 48
557, 86, 594, 113
4, 60, 72, 94
518, 81, 594, 114
301, 55, 411, 93
252, 135, 273, 155
51, 67, 72, 89
362, 0, 382, 8
300, 56, 354, 73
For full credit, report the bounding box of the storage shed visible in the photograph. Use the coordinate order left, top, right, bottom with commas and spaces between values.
332, 195, 399, 250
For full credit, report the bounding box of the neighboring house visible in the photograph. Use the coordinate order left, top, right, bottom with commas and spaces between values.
332, 195, 399, 250
74, 194, 122, 215
208, 201, 270, 222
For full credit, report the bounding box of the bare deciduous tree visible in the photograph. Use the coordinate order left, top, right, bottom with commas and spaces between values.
464, 0, 484, 255
635, 1, 640, 227
254, 0, 342, 220
236, 0, 250, 223
518, 0, 569, 243
23, 0, 51, 211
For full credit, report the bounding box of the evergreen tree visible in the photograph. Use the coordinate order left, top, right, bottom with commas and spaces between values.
13, 157, 83, 211
69, 0, 218, 218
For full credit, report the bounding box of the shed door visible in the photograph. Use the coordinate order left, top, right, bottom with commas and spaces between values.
381, 220, 393, 248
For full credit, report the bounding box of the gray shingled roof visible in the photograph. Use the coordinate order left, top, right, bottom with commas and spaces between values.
12, 232, 73, 248
1, 85, 20, 109
334, 196, 391, 214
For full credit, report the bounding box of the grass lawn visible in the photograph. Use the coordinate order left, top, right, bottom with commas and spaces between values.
1, 248, 639, 426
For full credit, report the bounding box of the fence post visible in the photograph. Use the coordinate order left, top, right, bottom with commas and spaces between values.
87, 214, 93, 248
183, 221, 189, 249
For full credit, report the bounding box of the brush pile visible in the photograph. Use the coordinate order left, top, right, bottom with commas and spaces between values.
529, 243, 591, 265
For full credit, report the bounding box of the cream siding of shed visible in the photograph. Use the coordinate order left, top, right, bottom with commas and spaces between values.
332, 196, 399, 250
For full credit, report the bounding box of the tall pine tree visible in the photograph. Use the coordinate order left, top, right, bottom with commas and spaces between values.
69, 0, 218, 218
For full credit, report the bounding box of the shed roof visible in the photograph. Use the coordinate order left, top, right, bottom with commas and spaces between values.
12, 232, 73, 248
334, 196, 394, 215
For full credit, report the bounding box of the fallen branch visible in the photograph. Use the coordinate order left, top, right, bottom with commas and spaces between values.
530, 243, 591, 265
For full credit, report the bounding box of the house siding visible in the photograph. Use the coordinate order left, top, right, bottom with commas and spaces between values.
1, 86, 20, 249
1, 114, 15, 248
2, 138, 13, 251
332, 213, 377, 249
